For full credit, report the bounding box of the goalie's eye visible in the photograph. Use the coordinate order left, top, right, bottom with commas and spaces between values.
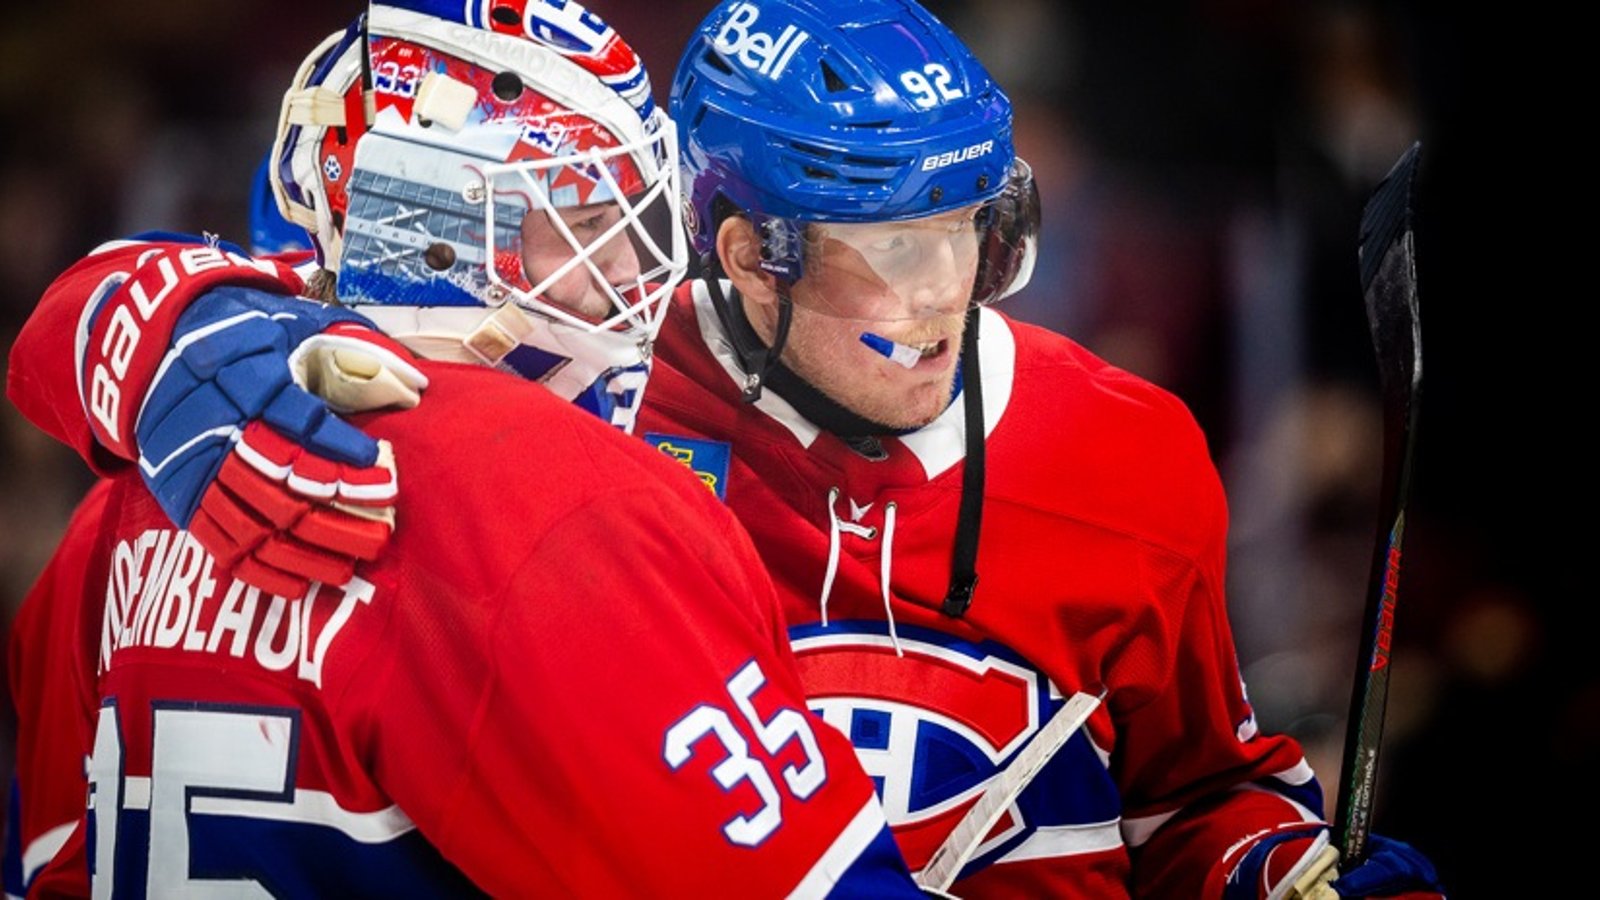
559, 203, 619, 239
570, 212, 609, 235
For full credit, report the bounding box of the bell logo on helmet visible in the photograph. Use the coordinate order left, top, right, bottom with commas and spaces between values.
712, 2, 808, 81
920, 139, 994, 172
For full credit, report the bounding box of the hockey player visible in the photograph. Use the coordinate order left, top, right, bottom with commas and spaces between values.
651, 6, 1445, 897
8, 0, 1446, 898
2, 2, 921, 896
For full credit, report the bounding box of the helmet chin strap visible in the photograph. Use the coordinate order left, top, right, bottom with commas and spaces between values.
702, 266, 908, 441
941, 304, 985, 618
703, 255, 792, 404
703, 253, 988, 441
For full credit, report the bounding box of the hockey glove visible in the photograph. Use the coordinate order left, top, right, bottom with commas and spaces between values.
1326, 835, 1444, 899
115, 284, 425, 598
1229, 827, 1443, 900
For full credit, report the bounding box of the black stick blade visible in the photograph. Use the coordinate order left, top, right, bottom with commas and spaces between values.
1360, 141, 1423, 417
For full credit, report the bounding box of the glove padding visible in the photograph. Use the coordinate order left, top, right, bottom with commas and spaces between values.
132, 285, 426, 597
1230, 828, 1444, 900
187, 423, 397, 599
290, 323, 429, 414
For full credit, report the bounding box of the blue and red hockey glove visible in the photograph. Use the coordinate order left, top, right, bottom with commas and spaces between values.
1226, 826, 1444, 899
80, 243, 426, 598
1327, 835, 1443, 899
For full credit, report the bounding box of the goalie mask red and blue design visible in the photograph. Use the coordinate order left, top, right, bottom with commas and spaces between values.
269, 1, 687, 432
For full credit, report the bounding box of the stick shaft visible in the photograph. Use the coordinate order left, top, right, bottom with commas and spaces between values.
1332, 141, 1424, 867
915, 689, 1104, 892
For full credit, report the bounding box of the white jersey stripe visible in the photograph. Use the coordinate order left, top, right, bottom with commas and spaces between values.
189, 790, 418, 844
115, 775, 416, 845
1271, 758, 1317, 786
1122, 771, 1323, 851
21, 820, 76, 890
1120, 808, 1178, 848
786, 796, 889, 899
993, 819, 1124, 864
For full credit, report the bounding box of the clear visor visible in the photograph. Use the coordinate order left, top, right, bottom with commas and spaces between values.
788, 158, 1039, 323
481, 112, 688, 339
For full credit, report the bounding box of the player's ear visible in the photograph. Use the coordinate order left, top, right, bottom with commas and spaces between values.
717, 216, 779, 309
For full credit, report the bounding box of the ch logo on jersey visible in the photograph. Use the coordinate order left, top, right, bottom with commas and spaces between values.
712, 3, 808, 80
790, 622, 1123, 876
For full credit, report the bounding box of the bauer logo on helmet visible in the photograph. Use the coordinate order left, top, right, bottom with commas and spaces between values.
921, 139, 995, 172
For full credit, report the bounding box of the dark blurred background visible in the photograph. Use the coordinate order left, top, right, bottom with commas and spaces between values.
1, 2, 1570, 895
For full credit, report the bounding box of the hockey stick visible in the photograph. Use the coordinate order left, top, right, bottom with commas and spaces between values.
1330, 141, 1424, 869
915, 688, 1106, 894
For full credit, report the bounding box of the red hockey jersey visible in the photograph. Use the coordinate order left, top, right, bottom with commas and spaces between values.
636, 282, 1328, 897
5, 482, 109, 899
4, 244, 918, 897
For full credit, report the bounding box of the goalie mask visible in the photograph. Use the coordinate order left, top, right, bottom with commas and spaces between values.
270, 0, 687, 432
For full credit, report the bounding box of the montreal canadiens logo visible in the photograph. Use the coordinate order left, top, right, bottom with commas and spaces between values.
789, 622, 1121, 873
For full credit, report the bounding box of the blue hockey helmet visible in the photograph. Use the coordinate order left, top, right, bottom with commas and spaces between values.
671, 0, 1036, 309
249, 150, 313, 256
